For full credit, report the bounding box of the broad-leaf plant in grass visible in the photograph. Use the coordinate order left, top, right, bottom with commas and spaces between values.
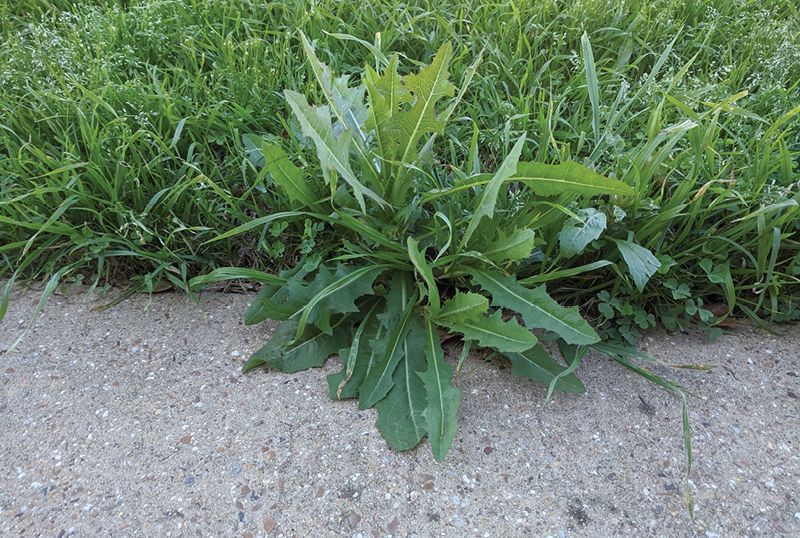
213, 35, 634, 460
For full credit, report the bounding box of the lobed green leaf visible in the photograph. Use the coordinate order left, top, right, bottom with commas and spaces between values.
358, 273, 418, 409
469, 269, 600, 345
480, 228, 536, 264
504, 344, 586, 394
438, 310, 538, 354
407, 237, 440, 315
262, 142, 319, 208
436, 291, 489, 324
294, 263, 386, 337
244, 317, 352, 373
284, 90, 385, 212
375, 311, 428, 450
326, 301, 381, 400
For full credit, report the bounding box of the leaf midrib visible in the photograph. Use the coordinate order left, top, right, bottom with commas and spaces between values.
482, 231, 533, 258
514, 175, 629, 195
361, 284, 416, 405
426, 319, 447, 449
438, 299, 486, 322
402, 324, 423, 437
266, 153, 313, 205
453, 319, 533, 345
398, 52, 449, 165
474, 270, 594, 341
295, 264, 384, 337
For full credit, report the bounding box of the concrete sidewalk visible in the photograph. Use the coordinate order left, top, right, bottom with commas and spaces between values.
0, 289, 798, 537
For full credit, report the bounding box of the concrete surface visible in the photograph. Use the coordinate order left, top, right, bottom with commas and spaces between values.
0, 288, 798, 537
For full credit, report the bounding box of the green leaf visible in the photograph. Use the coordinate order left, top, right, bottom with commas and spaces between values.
610, 352, 695, 515
262, 143, 319, 207
514, 161, 633, 197
332, 211, 406, 253
436, 291, 489, 324
664, 278, 691, 300
548, 341, 588, 401
19, 194, 78, 259
419, 316, 461, 461
698, 258, 713, 274
365, 55, 407, 123
504, 344, 586, 394
243, 317, 351, 373
365, 54, 409, 184
581, 32, 601, 144
387, 43, 455, 202
0, 275, 15, 322
705, 260, 734, 315
243, 320, 296, 373
295, 263, 385, 337
421, 161, 632, 207
326, 302, 381, 400
419, 50, 484, 161
468, 269, 600, 345
188, 267, 286, 291
407, 237, 440, 315
358, 273, 418, 409
518, 260, 613, 285
203, 210, 308, 244
704, 259, 731, 285
391, 42, 454, 159
462, 133, 526, 247
299, 32, 377, 184
244, 257, 325, 325
598, 302, 615, 319
481, 227, 536, 264
300, 32, 368, 136
438, 310, 538, 353
375, 311, 428, 450
558, 208, 607, 258
614, 238, 661, 292
284, 90, 385, 212
4, 261, 81, 353
242, 133, 266, 168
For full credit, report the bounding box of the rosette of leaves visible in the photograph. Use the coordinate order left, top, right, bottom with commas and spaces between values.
210, 35, 634, 460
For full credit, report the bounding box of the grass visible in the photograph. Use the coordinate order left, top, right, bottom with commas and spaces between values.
1, 0, 799, 332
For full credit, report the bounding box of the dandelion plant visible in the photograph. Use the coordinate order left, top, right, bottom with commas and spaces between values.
213, 35, 634, 459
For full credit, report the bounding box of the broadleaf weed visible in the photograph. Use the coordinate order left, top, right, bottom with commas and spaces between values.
222, 37, 632, 460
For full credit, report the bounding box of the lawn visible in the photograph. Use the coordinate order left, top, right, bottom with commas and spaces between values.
1, 0, 799, 502
2, 0, 798, 321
